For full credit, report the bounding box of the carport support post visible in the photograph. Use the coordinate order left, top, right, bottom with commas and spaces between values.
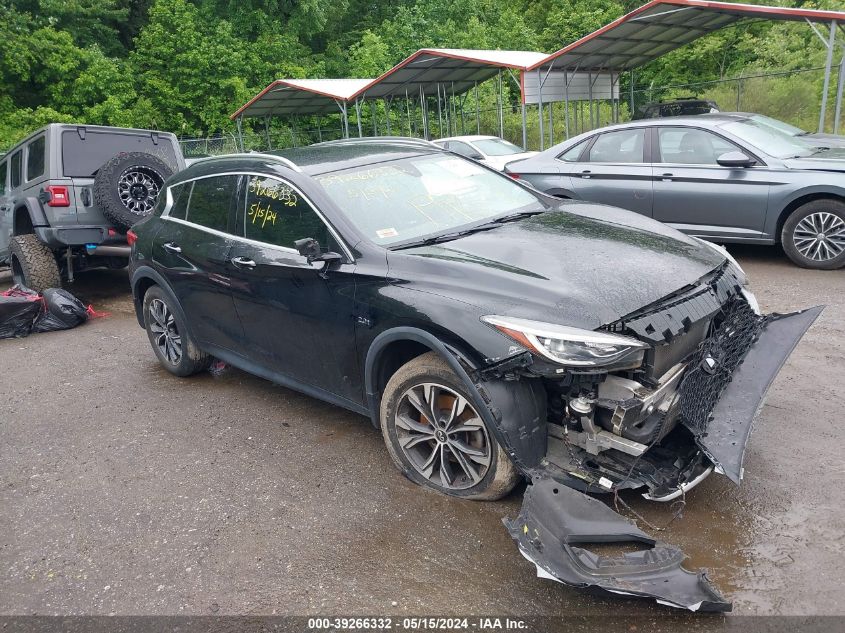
235, 116, 245, 152
384, 98, 391, 135
564, 71, 570, 139
263, 116, 272, 150
355, 99, 363, 137
819, 21, 837, 133
437, 84, 443, 138
420, 86, 429, 140
371, 101, 378, 136
834, 51, 845, 135
630, 70, 635, 118
497, 71, 504, 138
341, 101, 350, 138
537, 69, 545, 151
406, 90, 413, 137
475, 82, 481, 134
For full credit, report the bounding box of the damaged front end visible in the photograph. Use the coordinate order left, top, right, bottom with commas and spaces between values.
479, 262, 821, 611
494, 263, 822, 499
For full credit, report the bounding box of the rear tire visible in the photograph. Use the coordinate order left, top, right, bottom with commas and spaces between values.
9, 234, 62, 291
142, 285, 210, 377
379, 352, 520, 500
781, 199, 845, 269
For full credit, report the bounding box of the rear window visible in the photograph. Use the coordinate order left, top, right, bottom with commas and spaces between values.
27, 136, 45, 181
10, 151, 22, 189
184, 175, 239, 233
61, 129, 178, 178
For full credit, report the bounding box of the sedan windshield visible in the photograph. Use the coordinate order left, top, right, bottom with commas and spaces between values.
315, 154, 541, 246
718, 118, 816, 158
473, 138, 525, 156
749, 114, 805, 137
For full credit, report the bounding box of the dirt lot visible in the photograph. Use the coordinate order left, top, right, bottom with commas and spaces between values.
1, 246, 844, 625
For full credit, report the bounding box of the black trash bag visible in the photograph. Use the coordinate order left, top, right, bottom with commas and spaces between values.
0, 286, 42, 339
33, 288, 89, 333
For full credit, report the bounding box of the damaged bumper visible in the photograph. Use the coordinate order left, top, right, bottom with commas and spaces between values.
505, 476, 731, 612
683, 304, 823, 483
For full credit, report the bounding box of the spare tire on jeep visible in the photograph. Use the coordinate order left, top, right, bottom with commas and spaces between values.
93, 151, 173, 231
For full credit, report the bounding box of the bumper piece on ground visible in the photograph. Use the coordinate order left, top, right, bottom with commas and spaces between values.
682, 305, 823, 483
504, 476, 731, 612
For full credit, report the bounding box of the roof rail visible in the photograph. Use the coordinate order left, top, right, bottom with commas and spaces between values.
188, 152, 302, 172
310, 136, 441, 150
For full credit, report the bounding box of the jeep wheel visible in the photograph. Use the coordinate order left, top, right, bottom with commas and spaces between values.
9, 234, 62, 291
142, 285, 211, 377
782, 199, 845, 269
94, 152, 174, 231
380, 352, 520, 500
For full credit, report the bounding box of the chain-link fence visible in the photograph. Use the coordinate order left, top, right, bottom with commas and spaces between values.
631, 66, 834, 133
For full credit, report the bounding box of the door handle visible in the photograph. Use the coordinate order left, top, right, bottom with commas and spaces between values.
162, 242, 181, 254
231, 256, 257, 269
580, 170, 592, 179
661, 173, 673, 182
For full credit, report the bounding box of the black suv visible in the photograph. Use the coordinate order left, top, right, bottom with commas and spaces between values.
633, 97, 720, 120
0, 124, 185, 290
128, 140, 818, 609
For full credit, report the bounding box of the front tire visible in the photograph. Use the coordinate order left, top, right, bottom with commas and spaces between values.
142, 285, 210, 377
9, 234, 62, 291
379, 352, 520, 500
781, 199, 845, 269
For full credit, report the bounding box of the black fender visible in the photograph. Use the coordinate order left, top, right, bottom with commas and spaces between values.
129, 265, 189, 333
14, 197, 49, 231
365, 327, 547, 473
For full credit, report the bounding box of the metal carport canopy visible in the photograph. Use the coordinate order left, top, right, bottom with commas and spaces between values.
352, 49, 549, 99
230, 78, 373, 119
530, 0, 845, 73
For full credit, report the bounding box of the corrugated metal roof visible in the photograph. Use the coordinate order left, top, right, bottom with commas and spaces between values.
531, 0, 845, 72
231, 79, 372, 119
231, 1, 845, 119
352, 48, 549, 100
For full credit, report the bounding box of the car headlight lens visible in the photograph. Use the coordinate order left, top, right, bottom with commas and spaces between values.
481, 315, 648, 368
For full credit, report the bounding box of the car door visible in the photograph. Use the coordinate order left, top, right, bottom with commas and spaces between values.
651, 126, 771, 240
564, 127, 654, 216
226, 173, 360, 403
153, 174, 245, 351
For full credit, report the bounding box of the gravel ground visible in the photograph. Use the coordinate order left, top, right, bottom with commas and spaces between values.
0, 245, 843, 626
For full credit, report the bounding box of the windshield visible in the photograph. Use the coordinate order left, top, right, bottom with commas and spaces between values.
315, 154, 541, 246
718, 118, 816, 158
749, 114, 806, 137
473, 138, 524, 156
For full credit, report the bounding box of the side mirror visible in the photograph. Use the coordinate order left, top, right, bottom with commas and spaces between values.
294, 237, 342, 265
469, 152, 485, 161
716, 151, 755, 168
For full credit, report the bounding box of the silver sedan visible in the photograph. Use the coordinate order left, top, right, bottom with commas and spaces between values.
505, 113, 845, 269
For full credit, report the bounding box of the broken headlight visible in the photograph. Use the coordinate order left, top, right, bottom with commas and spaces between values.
481, 315, 648, 368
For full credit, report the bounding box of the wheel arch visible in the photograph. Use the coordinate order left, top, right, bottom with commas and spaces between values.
364, 327, 481, 429
130, 265, 183, 330
364, 327, 547, 473
13, 198, 48, 235
775, 191, 845, 243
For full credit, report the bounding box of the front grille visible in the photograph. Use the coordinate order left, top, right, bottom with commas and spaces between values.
677, 298, 765, 434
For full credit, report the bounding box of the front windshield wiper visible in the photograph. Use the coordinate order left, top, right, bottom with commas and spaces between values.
390, 224, 500, 250
488, 209, 545, 224
390, 210, 545, 250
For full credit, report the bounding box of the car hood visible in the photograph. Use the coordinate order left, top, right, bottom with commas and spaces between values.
801, 132, 845, 149
389, 203, 726, 330
782, 148, 845, 172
